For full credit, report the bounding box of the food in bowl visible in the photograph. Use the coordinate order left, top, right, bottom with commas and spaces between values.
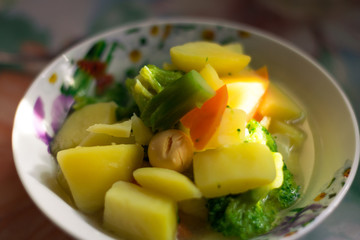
50, 40, 308, 240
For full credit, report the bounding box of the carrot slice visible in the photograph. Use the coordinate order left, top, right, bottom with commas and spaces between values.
252, 66, 269, 121
255, 66, 269, 79
181, 85, 228, 150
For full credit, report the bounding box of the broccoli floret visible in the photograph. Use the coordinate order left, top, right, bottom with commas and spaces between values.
207, 166, 300, 239
268, 164, 300, 209
207, 119, 300, 239
245, 119, 277, 152
207, 194, 277, 240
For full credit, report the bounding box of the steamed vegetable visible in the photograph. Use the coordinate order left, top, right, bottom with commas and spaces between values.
180, 85, 228, 150
206, 163, 300, 240
193, 142, 276, 198
126, 65, 183, 112
207, 193, 276, 239
104, 181, 177, 240
133, 167, 202, 201
57, 144, 143, 213
206, 120, 300, 239
140, 70, 215, 131
205, 107, 247, 149
199, 63, 224, 90
170, 41, 251, 76
257, 83, 304, 121
245, 119, 278, 152
269, 119, 306, 150
131, 113, 153, 145
221, 68, 269, 120
50, 102, 118, 156
86, 119, 132, 137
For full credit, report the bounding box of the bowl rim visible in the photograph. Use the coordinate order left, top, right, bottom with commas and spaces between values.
12, 17, 360, 240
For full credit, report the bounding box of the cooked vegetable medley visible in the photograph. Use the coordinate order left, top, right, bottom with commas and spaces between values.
51, 41, 306, 240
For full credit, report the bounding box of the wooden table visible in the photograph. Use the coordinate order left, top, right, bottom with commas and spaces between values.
0, 71, 72, 239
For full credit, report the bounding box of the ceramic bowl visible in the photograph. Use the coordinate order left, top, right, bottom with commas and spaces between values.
12, 18, 359, 240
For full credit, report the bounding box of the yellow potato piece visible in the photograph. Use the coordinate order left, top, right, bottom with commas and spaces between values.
193, 142, 276, 198
222, 71, 269, 120
131, 113, 153, 145
269, 119, 306, 149
268, 152, 284, 189
50, 102, 118, 155
87, 119, 132, 137
104, 181, 177, 240
133, 167, 202, 201
223, 42, 244, 54
250, 152, 284, 200
57, 144, 143, 213
199, 63, 224, 90
258, 83, 304, 121
79, 133, 135, 147
205, 108, 246, 149
170, 41, 251, 76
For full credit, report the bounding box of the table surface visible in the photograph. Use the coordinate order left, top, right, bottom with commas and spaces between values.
1, 0, 360, 239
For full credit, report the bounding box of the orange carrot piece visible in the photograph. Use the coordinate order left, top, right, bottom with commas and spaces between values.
250, 66, 269, 120
181, 85, 228, 150
180, 107, 200, 129
255, 66, 269, 79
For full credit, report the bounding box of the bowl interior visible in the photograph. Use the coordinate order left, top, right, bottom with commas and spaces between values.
12, 19, 359, 240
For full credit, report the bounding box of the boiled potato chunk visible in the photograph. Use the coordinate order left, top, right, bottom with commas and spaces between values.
267, 152, 284, 189
193, 142, 276, 198
205, 108, 246, 149
133, 167, 202, 201
269, 119, 306, 149
223, 42, 244, 54
250, 152, 284, 200
104, 181, 177, 240
79, 133, 135, 147
57, 144, 143, 213
86, 119, 132, 137
258, 83, 303, 121
199, 63, 224, 90
222, 70, 269, 120
131, 113, 153, 145
170, 41, 251, 76
50, 102, 117, 156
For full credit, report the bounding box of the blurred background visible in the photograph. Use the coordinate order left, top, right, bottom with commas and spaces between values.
0, 0, 359, 239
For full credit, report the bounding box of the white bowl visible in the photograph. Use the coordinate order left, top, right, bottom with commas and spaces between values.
12, 18, 359, 240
